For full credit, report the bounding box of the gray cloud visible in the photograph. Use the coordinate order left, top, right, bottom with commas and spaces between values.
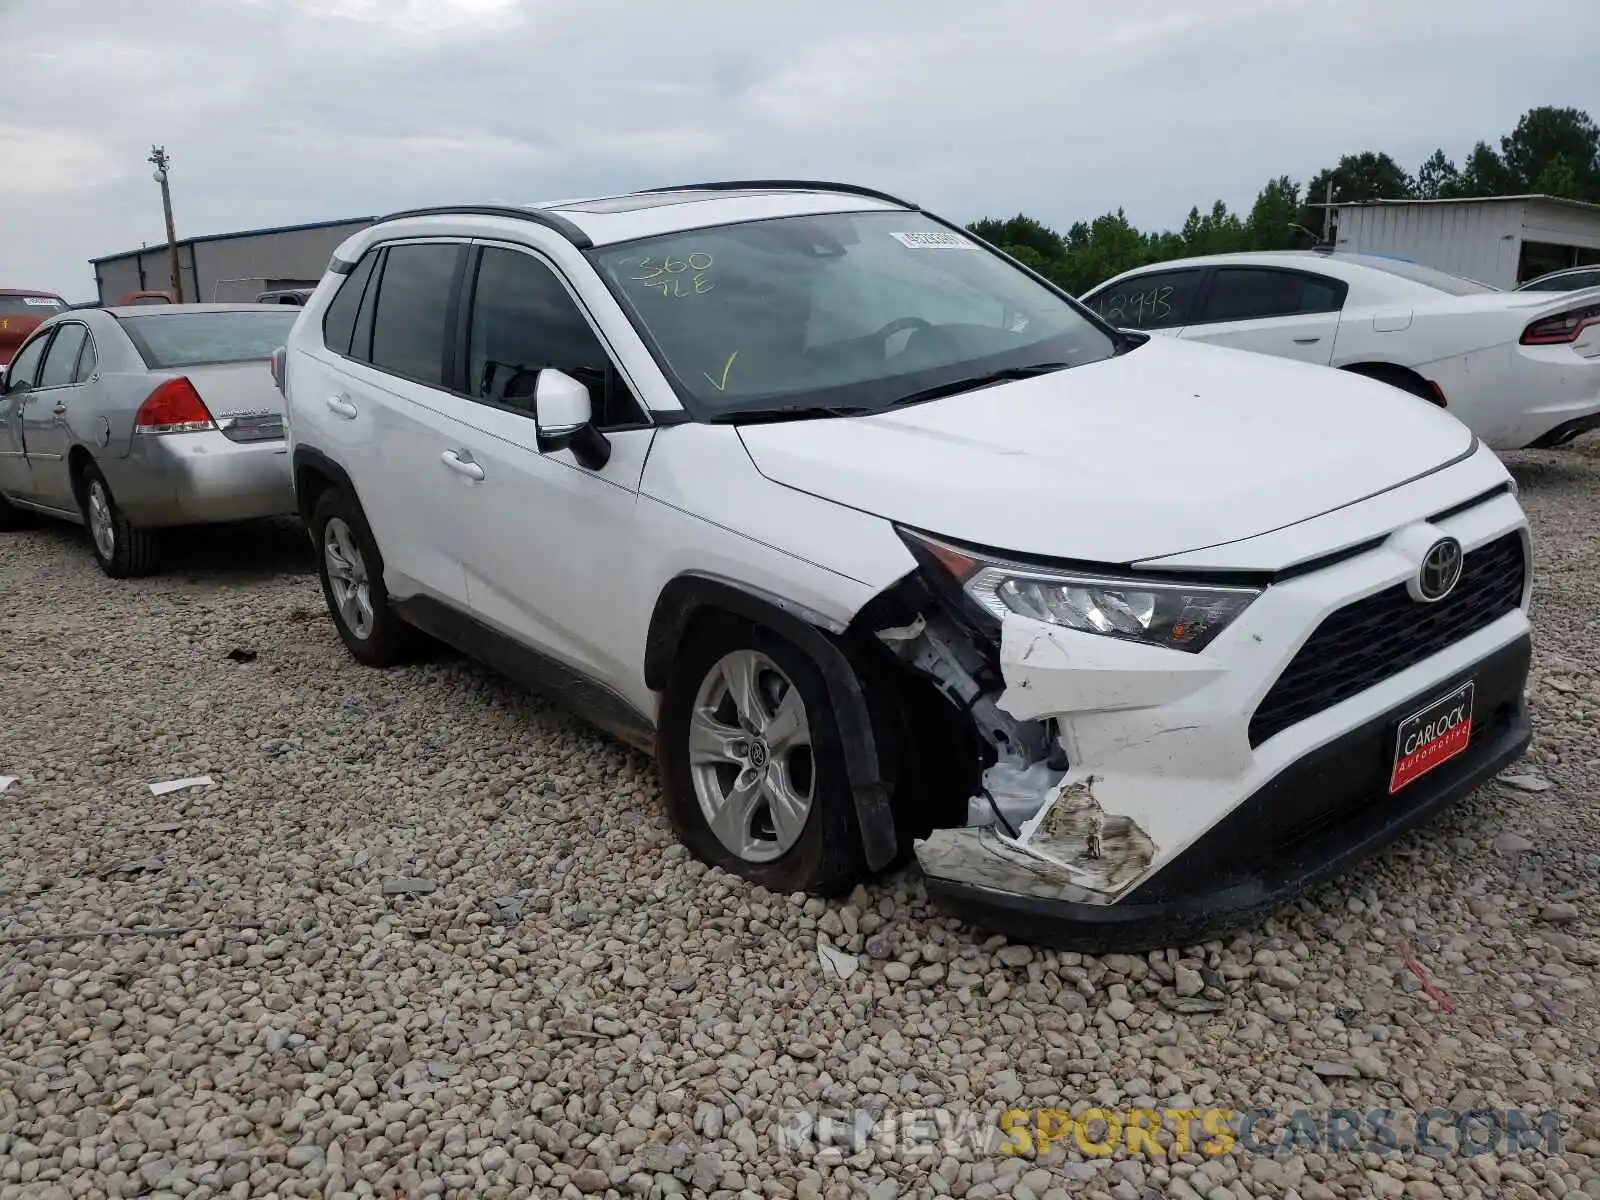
1, 0, 1594, 298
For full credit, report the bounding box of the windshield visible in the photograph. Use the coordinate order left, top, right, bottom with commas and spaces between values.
0, 295, 65, 315
120, 310, 299, 368
1337, 254, 1498, 296
588, 211, 1118, 417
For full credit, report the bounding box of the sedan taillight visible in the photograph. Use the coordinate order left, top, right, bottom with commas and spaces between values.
134, 378, 216, 434
1520, 300, 1600, 345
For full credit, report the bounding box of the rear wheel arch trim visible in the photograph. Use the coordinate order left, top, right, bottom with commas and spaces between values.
1340, 361, 1445, 405
645, 573, 897, 870
291, 446, 360, 527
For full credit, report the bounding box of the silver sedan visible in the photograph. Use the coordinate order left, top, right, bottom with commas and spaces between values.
0, 304, 300, 576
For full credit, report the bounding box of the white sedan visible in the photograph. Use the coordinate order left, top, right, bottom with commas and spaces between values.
1079, 250, 1600, 449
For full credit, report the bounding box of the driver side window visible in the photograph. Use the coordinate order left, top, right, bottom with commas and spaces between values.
465, 247, 646, 429
5, 331, 52, 391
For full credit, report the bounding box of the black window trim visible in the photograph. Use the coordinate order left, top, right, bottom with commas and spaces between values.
1185, 264, 1349, 328
447, 238, 655, 433
325, 236, 468, 391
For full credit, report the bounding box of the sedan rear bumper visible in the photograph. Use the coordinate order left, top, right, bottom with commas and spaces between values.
1526, 408, 1600, 449
106, 431, 296, 526
919, 634, 1532, 952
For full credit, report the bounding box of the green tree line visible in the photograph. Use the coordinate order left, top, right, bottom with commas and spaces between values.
968, 106, 1600, 296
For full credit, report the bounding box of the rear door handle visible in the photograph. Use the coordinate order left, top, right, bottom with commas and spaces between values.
52, 402, 67, 414
441, 449, 485, 481
326, 395, 357, 419
1292, 337, 1322, 345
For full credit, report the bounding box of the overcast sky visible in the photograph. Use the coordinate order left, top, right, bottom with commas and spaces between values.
1, 0, 1595, 299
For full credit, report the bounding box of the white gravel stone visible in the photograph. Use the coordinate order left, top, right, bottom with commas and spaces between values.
2, 447, 1599, 1197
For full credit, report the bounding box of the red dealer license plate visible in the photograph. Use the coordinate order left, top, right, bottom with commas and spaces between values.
1389, 680, 1475, 794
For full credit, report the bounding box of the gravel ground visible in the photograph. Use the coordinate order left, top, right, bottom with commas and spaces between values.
2, 443, 1598, 1200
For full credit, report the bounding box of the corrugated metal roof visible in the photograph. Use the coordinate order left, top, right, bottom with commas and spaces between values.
1322, 194, 1600, 214
90, 216, 377, 264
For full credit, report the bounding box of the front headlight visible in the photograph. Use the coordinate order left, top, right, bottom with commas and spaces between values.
900, 528, 1260, 653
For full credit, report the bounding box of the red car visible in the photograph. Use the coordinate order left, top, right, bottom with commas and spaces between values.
0, 288, 69, 366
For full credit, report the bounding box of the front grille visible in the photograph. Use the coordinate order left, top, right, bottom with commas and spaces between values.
1248, 532, 1526, 747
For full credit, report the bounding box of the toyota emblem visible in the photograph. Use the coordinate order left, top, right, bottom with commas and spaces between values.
1414, 537, 1463, 603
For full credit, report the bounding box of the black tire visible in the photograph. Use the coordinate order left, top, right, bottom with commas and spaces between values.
0, 492, 36, 532
310, 486, 415, 667
78, 463, 160, 578
657, 615, 868, 897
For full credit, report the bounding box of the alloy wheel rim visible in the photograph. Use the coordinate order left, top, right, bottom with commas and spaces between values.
323, 517, 374, 640
688, 649, 815, 863
87, 482, 115, 560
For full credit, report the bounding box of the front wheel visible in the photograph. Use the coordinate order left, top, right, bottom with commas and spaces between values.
657, 617, 866, 896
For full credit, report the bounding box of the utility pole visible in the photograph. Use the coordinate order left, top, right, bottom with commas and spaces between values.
148, 145, 184, 301
1321, 178, 1334, 245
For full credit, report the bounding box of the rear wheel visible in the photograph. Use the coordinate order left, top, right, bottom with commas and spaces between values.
78, 464, 160, 577
657, 616, 866, 896
311, 487, 415, 667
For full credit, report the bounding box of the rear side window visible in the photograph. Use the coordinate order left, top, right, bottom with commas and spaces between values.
1085, 269, 1204, 330
120, 310, 299, 367
38, 324, 87, 387
465, 247, 647, 428
322, 252, 378, 355
1198, 268, 1347, 323
368, 243, 462, 386
74, 334, 97, 382
1519, 269, 1600, 293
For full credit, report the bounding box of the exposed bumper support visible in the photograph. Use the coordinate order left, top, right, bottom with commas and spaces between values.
919, 635, 1532, 951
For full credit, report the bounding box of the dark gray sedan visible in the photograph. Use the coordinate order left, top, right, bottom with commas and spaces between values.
0, 304, 299, 576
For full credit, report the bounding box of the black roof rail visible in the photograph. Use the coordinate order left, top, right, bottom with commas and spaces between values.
373, 204, 594, 249
635, 179, 919, 210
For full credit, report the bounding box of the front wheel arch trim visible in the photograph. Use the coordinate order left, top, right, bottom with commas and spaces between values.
645, 574, 897, 870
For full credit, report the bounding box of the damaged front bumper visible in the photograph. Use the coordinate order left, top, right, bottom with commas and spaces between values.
896, 487, 1534, 951
920, 634, 1530, 950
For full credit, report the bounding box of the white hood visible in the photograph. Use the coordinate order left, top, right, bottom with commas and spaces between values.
737, 336, 1475, 564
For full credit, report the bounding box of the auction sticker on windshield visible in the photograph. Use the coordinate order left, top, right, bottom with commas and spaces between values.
1390, 680, 1474, 793
891, 231, 975, 249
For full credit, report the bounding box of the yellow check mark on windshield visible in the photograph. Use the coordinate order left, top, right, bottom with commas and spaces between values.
703, 350, 738, 392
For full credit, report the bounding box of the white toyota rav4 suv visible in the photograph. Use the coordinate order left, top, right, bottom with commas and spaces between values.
278, 181, 1534, 950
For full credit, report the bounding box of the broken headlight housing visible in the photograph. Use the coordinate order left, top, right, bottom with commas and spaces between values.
900, 528, 1260, 653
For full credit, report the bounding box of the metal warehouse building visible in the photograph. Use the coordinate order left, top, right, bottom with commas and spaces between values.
89, 216, 376, 305
1329, 194, 1600, 289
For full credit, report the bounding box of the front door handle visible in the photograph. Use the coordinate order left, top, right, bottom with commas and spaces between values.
441, 449, 485, 481
1292, 337, 1322, 345
52, 401, 68, 415
326, 395, 358, 419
